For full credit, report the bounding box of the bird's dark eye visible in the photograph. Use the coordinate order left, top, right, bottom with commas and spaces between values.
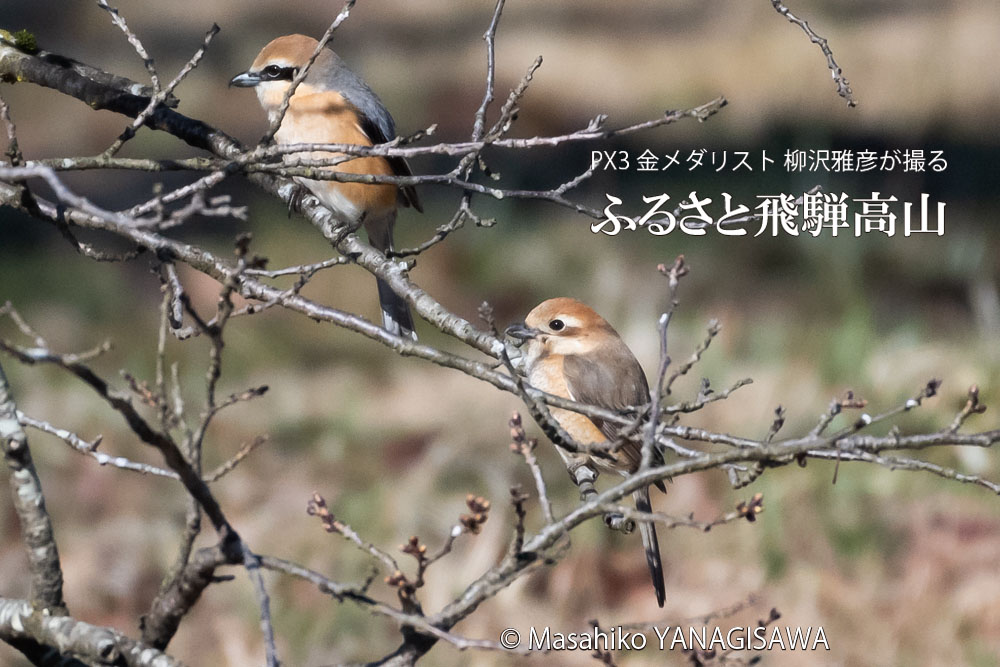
260, 64, 297, 81
548, 319, 565, 331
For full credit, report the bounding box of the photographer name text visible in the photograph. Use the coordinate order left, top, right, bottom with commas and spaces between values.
499, 624, 830, 652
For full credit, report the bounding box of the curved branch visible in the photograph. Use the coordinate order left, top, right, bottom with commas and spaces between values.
0, 361, 66, 615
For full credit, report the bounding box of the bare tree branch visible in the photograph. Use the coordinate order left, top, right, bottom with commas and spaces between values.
0, 361, 67, 615
769, 0, 857, 106
0, 597, 184, 667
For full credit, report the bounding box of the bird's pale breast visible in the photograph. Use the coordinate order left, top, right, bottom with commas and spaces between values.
529, 355, 609, 447
276, 89, 398, 222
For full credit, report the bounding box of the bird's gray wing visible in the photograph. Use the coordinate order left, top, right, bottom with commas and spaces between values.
563, 346, 661, 469
565, 343, 665, 490
563, 347, 649, 434
323, 50, 422, 212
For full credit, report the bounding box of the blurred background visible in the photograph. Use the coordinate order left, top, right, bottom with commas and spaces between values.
2, 0, 999, 665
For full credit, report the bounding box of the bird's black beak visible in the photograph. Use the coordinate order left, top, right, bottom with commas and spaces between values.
504, 322, 538, 345
229, 70, 261, 88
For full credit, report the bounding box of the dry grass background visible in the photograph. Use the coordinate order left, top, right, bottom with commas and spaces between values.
1, 1, 1000, 665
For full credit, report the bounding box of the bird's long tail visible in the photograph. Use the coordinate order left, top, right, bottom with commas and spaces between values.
376, 277, 416, 340
366, 211, 416, 340
634, 486, 665, 607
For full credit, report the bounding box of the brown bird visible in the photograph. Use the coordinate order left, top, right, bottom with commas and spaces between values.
506, 297, 666, 607
231, 34, 422, 339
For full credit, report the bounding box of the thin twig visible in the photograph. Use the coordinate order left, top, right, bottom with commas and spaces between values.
17, 411, 179, 480
307, 492, 399, 572
103, 23, 220, 157
242, 547, 279, 667
471, 0, 506, 142
0, 93, 23, 165
769, 0, 857, 107
664, 318, 721, 394
203, 436, 268, 483
509, 412, 554, 524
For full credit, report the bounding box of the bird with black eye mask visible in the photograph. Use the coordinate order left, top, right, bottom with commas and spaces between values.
231, 34, 423, 339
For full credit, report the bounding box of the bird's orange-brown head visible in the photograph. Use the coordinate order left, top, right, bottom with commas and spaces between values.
506, 297, 621, 360
229, 35, 335, 111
